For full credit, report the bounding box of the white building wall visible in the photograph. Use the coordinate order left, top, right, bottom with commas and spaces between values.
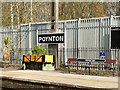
19, 16, 120, 64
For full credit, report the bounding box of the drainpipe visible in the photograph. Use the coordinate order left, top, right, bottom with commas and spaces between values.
51, 0, 59, 68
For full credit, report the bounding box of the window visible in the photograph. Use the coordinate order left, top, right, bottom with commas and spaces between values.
111, 27, 120, 49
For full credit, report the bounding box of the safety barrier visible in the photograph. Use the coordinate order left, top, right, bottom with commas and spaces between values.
23, 55, 55, 70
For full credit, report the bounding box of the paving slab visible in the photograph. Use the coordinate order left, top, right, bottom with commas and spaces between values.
0, 70, 119, 89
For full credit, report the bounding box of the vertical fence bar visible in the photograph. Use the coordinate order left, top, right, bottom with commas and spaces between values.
64, 21, 67, 65
98, 19, 101, 59
76, 20, 79, 70
29, 24, 31, 50
36, 29, 38, 46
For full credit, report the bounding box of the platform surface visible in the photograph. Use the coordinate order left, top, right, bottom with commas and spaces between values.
0, 70, 119, 89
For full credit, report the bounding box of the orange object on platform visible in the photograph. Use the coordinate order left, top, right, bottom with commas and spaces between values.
23, 55, 42, 62
23, 55, 31, 62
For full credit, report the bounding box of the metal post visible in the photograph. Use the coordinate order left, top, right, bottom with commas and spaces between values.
77, 19, 81, 59
31, 0, 33, 23
51, 1, 55, 32
76, 19, 80, 70
29, 24, 31, 50
51, 0, 59, 68
36, 29, 38, 46
11, 2, 14, 64
89, 62, 91, 75
51, 0, 58, 32
55, 0, 58, 32
113, 63, 115, 77
29, 0, 32, 50
109, 15, 112, 60
118, 49, 120, 72
64, 21, 67, 65
98, 19, 101, 59
27, 0, 32, 52
73, 25, 75, 58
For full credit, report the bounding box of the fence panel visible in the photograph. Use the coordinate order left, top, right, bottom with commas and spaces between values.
0, 16, 120, 67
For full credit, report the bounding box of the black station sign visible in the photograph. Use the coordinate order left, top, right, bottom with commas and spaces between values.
38, 33, 64, 43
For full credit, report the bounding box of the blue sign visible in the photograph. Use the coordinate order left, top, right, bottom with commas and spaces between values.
99, 52, 105, 57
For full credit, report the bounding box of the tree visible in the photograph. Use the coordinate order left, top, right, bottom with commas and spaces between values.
2, 2, 119, 26
104, 2, 120, 16
2, 36, 11, 63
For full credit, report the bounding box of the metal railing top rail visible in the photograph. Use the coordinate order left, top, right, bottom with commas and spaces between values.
20, 16, 120, 27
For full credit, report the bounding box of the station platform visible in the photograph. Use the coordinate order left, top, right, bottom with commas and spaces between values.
0, 70, 119, 89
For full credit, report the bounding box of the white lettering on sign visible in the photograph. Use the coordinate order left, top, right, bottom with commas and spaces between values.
53, 36, 55, 41
60, 36, 64, 42
49, 37, 52, 41
56, 36, 59, 41
85, 59, 95, 62
39, 37, 42, 41
38, 35, 64, 43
